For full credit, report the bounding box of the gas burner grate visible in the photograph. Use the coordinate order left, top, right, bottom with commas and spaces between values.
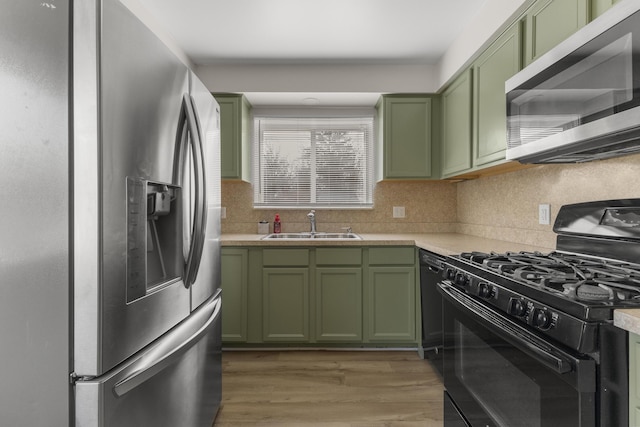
458, 250, 640, 303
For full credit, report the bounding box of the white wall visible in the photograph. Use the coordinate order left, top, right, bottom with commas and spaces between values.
195, 63, 438, 94
195, 0, 532, 94
125, 0, 532, 94
436, 0, 530, 87
119, 0, 194, 68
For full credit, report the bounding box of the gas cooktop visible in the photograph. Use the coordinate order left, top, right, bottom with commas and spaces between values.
459, 251, 640, 304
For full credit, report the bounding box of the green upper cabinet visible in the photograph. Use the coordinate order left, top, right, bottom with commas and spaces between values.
213, 93, 251, 181
442, 69, 473, 177
438, 0, 594, 178
523, 0, 589, 66
473, 21, 522, 167
591, 0, 620, 19
377, 95, 440, 180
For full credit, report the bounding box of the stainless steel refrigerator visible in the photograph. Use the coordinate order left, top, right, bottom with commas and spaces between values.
0, 1, 222, 426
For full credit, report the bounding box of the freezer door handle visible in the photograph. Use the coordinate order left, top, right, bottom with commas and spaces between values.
113, 291, 221, 397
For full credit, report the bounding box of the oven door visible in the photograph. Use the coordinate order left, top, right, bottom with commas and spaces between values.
439, 281, 596, 427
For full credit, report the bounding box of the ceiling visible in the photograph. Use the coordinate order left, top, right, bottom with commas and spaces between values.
138, 0, 486, 65
136, 0, 488, 105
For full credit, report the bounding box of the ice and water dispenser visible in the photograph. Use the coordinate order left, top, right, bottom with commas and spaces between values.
126, 178, 183, 302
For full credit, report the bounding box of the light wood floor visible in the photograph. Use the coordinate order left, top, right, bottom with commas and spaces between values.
213, 350, 444, 427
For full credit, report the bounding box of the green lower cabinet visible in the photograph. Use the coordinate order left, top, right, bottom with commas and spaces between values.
630, 332, 640, 426
221, 249, 248, 342
315, 267, 363, 342
262, 268, 310, 342
221, 246, 417, 346
367, 266, 416, 342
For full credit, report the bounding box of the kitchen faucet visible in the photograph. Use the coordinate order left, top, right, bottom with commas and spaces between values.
307, 210, 317, 234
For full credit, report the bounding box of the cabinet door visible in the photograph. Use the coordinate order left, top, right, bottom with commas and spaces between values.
630, 332, 640, 426
367, 266, 416, 342
473, 22, 521, 167
442, 69, 473, 177
262, 268, 309, 342
215, 94, 251, 181
524, 0, 589, 66
383, 96, 433, 179
590, 0, 619, 20
221, 249, 248, 342
315, 268, 362, 342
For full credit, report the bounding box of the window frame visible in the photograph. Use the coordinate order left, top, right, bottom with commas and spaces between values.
252, 108, 375, 209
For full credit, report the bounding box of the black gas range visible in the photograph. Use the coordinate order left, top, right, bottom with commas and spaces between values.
444, 249, 640, 354
440, 199, 638, 427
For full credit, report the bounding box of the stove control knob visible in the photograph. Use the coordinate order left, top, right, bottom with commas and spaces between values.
508, 298, 527, 317
478, 282, 493, 299
533, 309, 552, 330
455, 273, 469, 287
445, 268, 456, 281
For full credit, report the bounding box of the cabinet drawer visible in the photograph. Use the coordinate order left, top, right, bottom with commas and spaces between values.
316, 248, 362, 266
262, 249, 309, 266
368, 247, 415, 265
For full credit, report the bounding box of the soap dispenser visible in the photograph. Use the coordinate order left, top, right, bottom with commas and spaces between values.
273, 214, 282, 234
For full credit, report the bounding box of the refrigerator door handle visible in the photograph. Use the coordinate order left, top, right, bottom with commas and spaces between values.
185, 94, 208, 286
175, 93, 207, 288
112, 290, 221, 397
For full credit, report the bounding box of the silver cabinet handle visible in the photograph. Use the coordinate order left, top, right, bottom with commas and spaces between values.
113, 291, 221, 397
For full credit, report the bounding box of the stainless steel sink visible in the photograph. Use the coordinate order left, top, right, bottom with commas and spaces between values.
261, 232, 361, 240
262, 233, 313, 239
312, 233, 361, 239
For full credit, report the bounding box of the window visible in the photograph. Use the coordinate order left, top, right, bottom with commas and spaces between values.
253, 115, 374, 208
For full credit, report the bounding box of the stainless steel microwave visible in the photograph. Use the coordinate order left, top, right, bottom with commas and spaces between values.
505, 0, 640, 164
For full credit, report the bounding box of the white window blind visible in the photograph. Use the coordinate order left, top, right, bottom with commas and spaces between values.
253, 116, 374, 208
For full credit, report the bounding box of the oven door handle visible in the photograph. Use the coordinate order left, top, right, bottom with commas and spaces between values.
438, 281, 574, 374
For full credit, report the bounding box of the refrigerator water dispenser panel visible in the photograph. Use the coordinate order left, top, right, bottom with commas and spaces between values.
127, 178, 182, 302
147, 188, 172, 217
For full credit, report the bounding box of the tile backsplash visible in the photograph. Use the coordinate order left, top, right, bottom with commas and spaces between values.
456, 153, 640, 249
222, 153, 640, 249
221, 180, 458, 235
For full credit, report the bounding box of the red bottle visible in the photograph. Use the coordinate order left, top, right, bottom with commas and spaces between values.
273, 214, 282, 234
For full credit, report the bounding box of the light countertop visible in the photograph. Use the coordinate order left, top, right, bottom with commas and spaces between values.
614, 310, 640, 335
221, 232, 551, 256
